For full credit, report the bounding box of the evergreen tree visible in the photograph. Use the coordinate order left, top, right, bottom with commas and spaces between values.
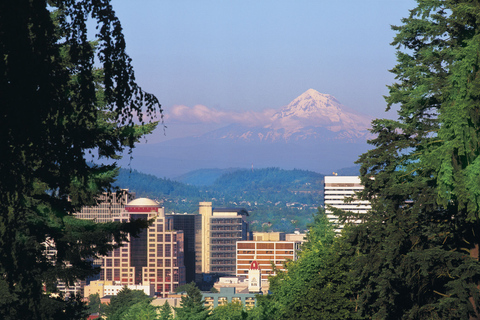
175, 282, 210, 320
0, 0, 161, 319
158, 301, 173, 320
209, 301, 248, 320
105, 288, 153, 320
267, 210, 362, 319
350, 0, 480, 318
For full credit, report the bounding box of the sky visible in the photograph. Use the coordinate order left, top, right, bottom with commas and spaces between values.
108, 0, 418, 143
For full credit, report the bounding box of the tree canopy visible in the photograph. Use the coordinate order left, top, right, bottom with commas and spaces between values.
0, 0, 161, 318
175, 282, 210, 320
349, 0, 480, 318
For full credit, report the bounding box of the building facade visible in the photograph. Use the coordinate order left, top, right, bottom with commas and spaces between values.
99, 198, 186, 297
196, 202, 249, 281
167, 212, 198, 284
202, 287, 256, 309
236, 240, 301, 281
75, 189, 134, 223
324, 176, 371, 233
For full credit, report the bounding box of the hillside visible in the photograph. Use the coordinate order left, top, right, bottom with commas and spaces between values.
114, 167, 325, 232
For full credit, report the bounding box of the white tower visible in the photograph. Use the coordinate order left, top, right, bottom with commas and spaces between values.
248, 260, 261, 293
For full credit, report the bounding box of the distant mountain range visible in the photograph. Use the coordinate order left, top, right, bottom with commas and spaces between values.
124, 89, 373, 178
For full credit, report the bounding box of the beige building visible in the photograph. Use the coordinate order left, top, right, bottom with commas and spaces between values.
196, 202, 249, 280
252, 232, 285, 241
84, 280, 155, 298
100, 198, 186, 297
285, 232, 307, 243
236, 241, 301, 281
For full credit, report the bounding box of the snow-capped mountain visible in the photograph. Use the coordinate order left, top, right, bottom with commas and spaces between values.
125, 89, 375, 178
199, 89, 373, 143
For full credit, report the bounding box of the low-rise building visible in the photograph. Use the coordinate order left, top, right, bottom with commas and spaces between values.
236, 241, 301, 281
202, 287, 256, 309
83, 280, 155, 298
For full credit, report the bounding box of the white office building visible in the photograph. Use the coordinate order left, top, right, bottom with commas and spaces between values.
324, 176, 371, 233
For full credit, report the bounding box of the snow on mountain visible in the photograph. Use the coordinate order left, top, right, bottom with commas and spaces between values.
199, 89, 373, 143
121, 89, 374, 177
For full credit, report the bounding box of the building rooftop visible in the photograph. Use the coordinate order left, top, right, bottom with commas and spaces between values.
213, 207, 249, 216
126, 198, 159, 207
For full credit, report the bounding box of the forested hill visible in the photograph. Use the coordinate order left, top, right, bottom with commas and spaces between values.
114, 167, 325, 232
114, 168, 203, 201
210, 167, 323, 201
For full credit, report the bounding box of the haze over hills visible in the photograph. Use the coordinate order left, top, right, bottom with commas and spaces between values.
124, 89, 374, 178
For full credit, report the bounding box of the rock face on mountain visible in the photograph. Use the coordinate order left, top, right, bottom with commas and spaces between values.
199, 89, 373, 143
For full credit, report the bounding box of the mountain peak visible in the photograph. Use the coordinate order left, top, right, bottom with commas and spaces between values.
298, 88, 337, 102
268, 89, 372, 139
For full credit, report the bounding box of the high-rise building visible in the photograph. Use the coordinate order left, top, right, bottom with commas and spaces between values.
167, 212, 198, 284
324, 176, 371, 232
196, 202, 249, 281
99, 198, 186, 297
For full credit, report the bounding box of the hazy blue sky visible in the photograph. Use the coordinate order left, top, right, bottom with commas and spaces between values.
110, 0, 417, 141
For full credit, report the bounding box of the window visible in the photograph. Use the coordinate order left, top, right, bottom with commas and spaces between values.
165, 244, 171, 257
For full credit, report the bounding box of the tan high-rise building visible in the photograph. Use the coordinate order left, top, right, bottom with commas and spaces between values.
196, 202, 249, 281
99, 198, 186, 297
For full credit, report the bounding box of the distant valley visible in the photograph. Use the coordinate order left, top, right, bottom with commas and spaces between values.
114, 165, 359, 232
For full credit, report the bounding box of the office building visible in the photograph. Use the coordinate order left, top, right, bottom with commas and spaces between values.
324, 176, 371, 232
196, 202, 249, 281
75, 189, 134, 222
99, 198, 186, 297
167, 212, 198, 284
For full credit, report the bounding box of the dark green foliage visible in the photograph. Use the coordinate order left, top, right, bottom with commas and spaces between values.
209, 301, 248, 320
175, 282, 210, 320
0, 0, 161, 318
119, 299, 158, 320
114, 168, 203, 203
266, 211, 362, 319
104, 287, 153, 320
86, 293, 101, 315
348, 0, 480, 318
158, 301, 173, 320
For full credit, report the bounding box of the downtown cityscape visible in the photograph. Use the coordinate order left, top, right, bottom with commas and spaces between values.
2, 1, 480, 319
